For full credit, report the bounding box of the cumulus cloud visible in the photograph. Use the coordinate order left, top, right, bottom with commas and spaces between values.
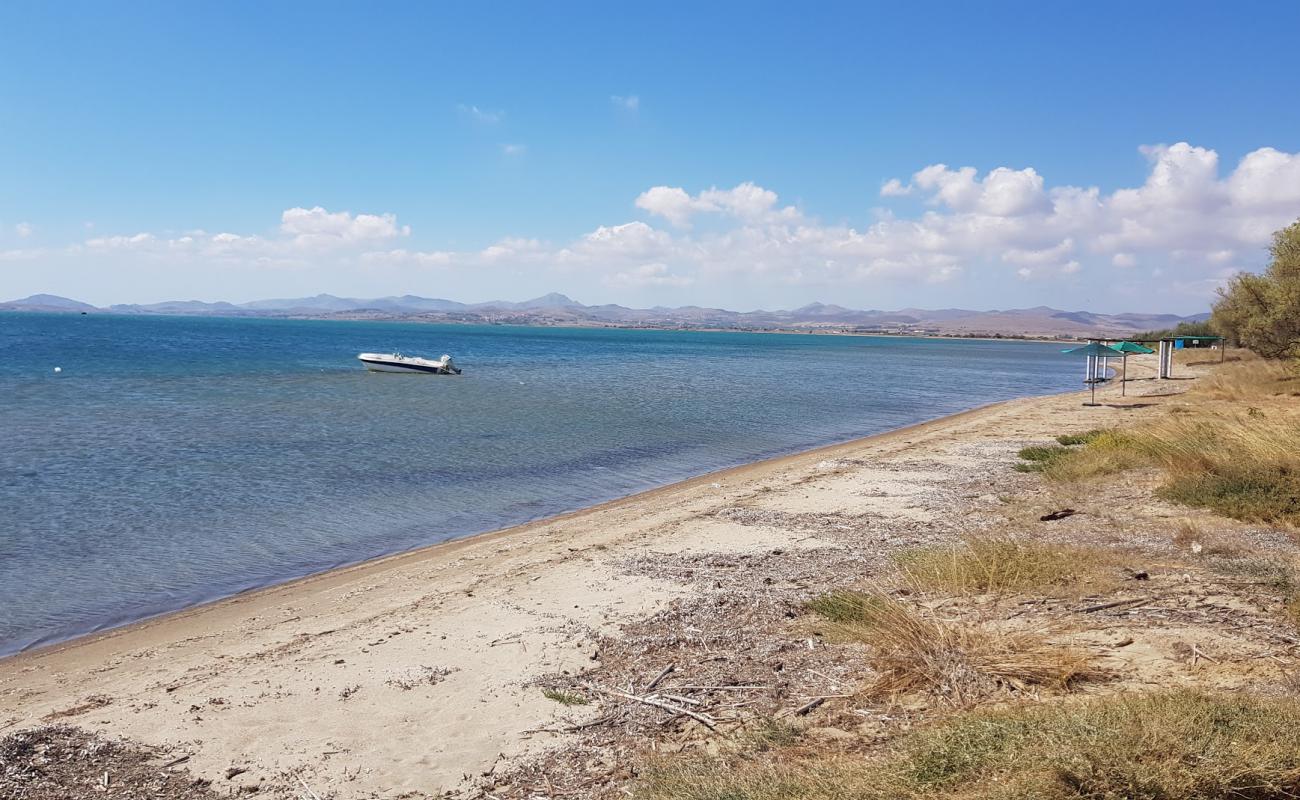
73, 207, 407, 269
279, 207, 408, 247
635, 182, 800, 228
906, 164, 1050, 216
31, 141, 1299, 307
15, 222, 33, 238
633, 186, 696, 227
866, 142, 1300, 289
611, 94, 639, 111
480, 237, 546, 262
879, 178, 911, 197
608, 143, 1296, 296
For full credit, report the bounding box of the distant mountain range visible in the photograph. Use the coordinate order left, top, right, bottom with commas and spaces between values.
0, 292, 1208, 338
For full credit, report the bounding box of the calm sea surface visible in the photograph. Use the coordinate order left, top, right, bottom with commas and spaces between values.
0, 313, 1077, 655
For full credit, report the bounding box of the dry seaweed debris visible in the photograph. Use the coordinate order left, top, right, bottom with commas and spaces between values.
0, 725, 221, 800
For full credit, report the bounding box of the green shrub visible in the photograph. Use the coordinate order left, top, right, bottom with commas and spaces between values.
1054, 429, 1105, 446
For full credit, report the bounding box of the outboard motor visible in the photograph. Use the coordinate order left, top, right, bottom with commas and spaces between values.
438, 354, 461, 374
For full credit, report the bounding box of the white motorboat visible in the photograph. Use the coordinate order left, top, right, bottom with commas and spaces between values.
357, 352, 461, 374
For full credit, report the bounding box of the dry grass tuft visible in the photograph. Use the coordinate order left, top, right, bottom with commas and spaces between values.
809, 590, 1104, 705
636, 691, 1300, 800
896, 536, 1120, 596
1037, 429, 1147, 483
739, 718, 803, 752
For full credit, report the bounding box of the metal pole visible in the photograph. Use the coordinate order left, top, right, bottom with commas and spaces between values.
1122, 354, 1127, 396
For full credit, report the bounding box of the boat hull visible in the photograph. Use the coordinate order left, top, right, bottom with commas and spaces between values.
359, 357, 456, 374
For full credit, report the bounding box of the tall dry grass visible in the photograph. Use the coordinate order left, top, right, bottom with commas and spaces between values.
1192, 356, 1298, 401
895, 536, 1121, 596
808, 590, 1104, 706
636, 691, 1300, 800
1074, 413, 1300, 523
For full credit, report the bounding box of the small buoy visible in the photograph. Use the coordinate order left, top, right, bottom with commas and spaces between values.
53, 366, 62, 373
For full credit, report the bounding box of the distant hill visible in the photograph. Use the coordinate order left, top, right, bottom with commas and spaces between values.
1, 292, 1209, 339
0, 294, 97, 312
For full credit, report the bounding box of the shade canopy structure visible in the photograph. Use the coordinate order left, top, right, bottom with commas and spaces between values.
1061, 342, 1127, 405
1111, 341, 1155, 354
1108, 341, 1154, 395
1061, 342, 1128, 358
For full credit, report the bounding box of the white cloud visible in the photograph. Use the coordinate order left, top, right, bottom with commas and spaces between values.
604, 263, 693, 288
15, 222, 33, 238
19, 141, 1296, 309
1226, 146, 1300, 209
879, 178, 911, 197
635, 182, 800, 228
1002, 238, 1076, 267
906, 164, 1049, 216
73, 207, 407, 269
458, 104, 503, 124
501, 143, 527, 156
865, 142, 1300, 293
634, 186, 697, 227
87, 232, 156, 249
480, 237, 546, 262
360, 249, 454, 267
279, 207, 409, 247
611, 94, 639, 111
381, 145, 1293, 297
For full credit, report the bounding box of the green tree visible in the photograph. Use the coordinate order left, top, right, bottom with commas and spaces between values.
1212, 218, 1300, 360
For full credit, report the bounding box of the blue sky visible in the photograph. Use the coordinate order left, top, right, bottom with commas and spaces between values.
2, 1, 1299, 313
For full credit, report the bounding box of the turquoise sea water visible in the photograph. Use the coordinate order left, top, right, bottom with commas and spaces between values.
0, 313, 1076, 655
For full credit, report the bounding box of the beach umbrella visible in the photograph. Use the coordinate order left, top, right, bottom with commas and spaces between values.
1110, 341, 1155, 396
1061, 342, 1127, 406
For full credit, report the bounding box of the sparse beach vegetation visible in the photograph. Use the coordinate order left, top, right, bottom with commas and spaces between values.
895, 536, 1120, 596
542, 688, 591, 706
637, 692, 1300, 800
807, 589, 1105, 705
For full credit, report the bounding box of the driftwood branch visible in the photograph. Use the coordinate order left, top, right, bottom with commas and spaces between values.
793, 697, 826, 716
644, 664, 675, 692
1075, 596, 1151, 614
296, 774, 322, 800
591, 685, 717, 730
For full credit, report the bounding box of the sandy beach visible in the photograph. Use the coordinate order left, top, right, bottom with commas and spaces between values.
0, 354, 1227, 797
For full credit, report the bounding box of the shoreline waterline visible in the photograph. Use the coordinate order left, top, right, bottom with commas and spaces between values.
2, 316, 1081, 655
4, 363, 1176, 798
0, 390, 1059, 665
